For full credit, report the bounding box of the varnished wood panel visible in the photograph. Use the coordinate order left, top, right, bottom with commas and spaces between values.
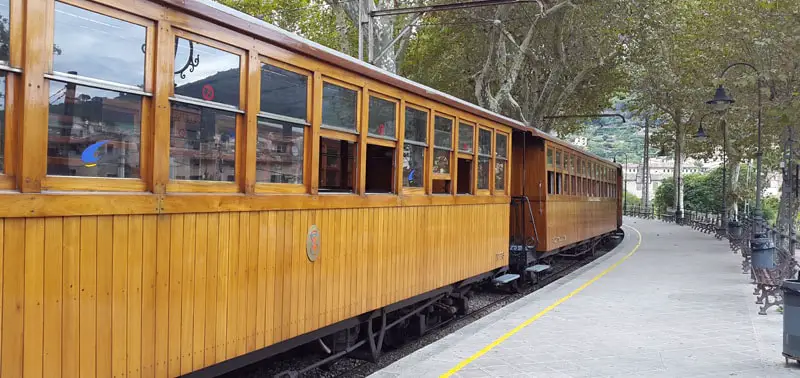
0, 204, 506, 377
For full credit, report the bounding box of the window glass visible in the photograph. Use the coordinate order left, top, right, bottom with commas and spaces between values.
169, 102, 236, 181
322, 83, 357, 130
319, 138, 355, 192
495, 159, 505, 191
255, 118, 303, 184
174, 37, 240, 107
53, 2, 146, 87
433, 149, 450, 174
0, 0, 11, 64
496, 133, 507, 159
368, 96, 396, 137
555, 150, 562, 169
0, 73, 5, 172
478, 156, 489, 190
404, 107, 427, 143
47, 83, 141, 178
546, 148, 553, 166
458, 123, 474, 153
403, 144, 424, 188
478, 129, 491, 156
434, 116, 452, 148
260, 63, 307, 120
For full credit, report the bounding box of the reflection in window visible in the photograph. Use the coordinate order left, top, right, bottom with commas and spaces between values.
260, 63, 307, 120
322, 83, 357, 130
555, 150, 562, 168
256, 118, 303, 184
169, 102, 236, 182
319, 138, 355, 192
478, 157, 489, 190
174, 38, 240, 108
368, 96, 396, 137
496, 133, 508, 191
546, 148, 553, 166
0, 74, 5, 172
478, 129, 491, 156
433, 116, 452, 174
403, 144, 424, 188
458, 123, 473, 153
47, 82, 141, 178
434, 116, 452, 148
0, 0, 10, 63
53, 2, 146, 87
478, 129, 491, 190
404, 107, 427, 143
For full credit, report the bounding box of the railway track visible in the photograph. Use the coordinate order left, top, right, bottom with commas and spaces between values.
227, 235, 621, 378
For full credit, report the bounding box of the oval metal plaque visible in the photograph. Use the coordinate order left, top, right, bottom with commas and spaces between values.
306, 225, 320, 262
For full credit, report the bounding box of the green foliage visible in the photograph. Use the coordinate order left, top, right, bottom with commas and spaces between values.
624, 192, 642, 208
762, 196, 779, 226
653, 165, 758, 216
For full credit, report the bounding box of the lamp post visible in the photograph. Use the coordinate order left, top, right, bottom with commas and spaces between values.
614, 153, 629, 214
706, 62, 773, 268
693, 113, 728, 236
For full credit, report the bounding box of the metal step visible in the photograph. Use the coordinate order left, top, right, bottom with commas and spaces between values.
492, 273, 520, 284
526, 264, 551, 273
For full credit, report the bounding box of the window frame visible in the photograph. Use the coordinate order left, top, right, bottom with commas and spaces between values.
364, 89, 399, 194
475, 125, 492, 195
431, 112, 454, 182
166, 29, 246, 193
0, 0, 22, 189
455, 118, 476, 196
42, 0, 156, 192
494, 130, 509, 195
320, 76, 361, 136
316, 76, 361, 195
401, 102, 429, 195
254, 57, 312, 194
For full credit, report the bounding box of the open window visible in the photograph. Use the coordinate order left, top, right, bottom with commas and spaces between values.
456, 122, 475, 195
365, 94, 397, 193
555, 149, 563, 195
403, 106, 427, 192
319, 80, 359, 193
432, 115, 453, 194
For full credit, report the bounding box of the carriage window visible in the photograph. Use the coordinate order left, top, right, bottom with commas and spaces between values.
319, 137, 355, 192
53, 2, 145, 87
403, 107, 427, 188
495, 133, 507, 191
366, 144, 394, 193
257, 63, 307, 184
458, 123, 474, 153
433, 116, 452, 174
322, 83, 357, 131
546, 147, 553, 167
547, 172, 554, 195
47, 4, 147, 179
0, 0, 8, 65
555, 150, 562, 170
169, 103, 236, 181
255, 119, 303, 184
170, 37, 241, 182
477, 129, 491, 190
368, 96, 396, 138
174, 38, 240, 108
260, 63, 307, 120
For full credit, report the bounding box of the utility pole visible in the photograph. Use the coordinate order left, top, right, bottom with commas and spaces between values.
642, 115, 650, 206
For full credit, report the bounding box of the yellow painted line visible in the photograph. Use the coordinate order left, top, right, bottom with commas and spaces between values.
440, 225, 643, 377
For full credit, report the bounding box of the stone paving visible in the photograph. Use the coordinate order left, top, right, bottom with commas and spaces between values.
371, 217, 800, 377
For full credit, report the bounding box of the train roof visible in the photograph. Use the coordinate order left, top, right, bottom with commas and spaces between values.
164, 0, 619, 167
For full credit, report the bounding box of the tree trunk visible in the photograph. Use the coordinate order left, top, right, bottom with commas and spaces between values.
776, 126, 798, 246
729, 161, 740, 220
673, 120, 684, 220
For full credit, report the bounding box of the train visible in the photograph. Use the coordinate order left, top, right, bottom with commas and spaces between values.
0, 0, 622, 376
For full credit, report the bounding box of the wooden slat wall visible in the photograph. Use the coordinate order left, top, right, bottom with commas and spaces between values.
0, 203, 508, 378
542, 199, 618, 251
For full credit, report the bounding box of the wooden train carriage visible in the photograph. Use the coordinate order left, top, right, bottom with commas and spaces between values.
0, 0, 521, 376
510, 130, 621, 253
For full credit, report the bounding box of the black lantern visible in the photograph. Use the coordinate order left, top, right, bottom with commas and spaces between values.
706, 85, 734, 112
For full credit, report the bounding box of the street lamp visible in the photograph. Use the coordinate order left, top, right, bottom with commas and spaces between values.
693, 113, 729, 236
614, 153, 629, 214
706, 62, 773, 268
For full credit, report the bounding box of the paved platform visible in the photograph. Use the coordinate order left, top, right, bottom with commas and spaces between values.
372, 217, 800, 377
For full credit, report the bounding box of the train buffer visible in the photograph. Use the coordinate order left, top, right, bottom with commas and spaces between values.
376, 217, 798, 377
